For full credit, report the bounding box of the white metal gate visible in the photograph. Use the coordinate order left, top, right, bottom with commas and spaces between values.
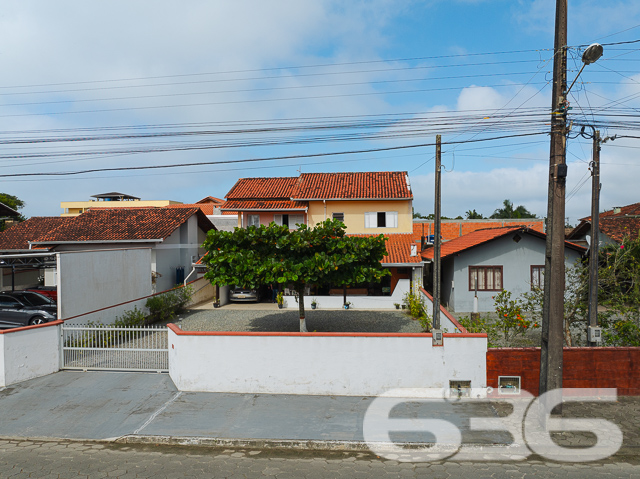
61, 324, 168, 372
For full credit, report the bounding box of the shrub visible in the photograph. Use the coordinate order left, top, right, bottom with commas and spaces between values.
114, 306, 147, 327
145, 285, 193, 323
402, 291, 432, 332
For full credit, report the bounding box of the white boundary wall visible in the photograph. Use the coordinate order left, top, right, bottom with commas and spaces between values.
168, 326, 487, 396
59, 248, 152, 324
281, 278, 411, 310
0, 322, 61, 387
419, 289, 465, 333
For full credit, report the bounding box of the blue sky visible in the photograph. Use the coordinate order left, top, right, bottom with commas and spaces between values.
1, 0, 639, 224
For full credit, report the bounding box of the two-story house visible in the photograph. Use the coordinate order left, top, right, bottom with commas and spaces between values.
220, 171, 423, 308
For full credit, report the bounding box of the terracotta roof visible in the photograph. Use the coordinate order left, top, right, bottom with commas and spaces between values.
571, 202, 640, 243
422, 226, 584, 260
0, 217, 70, 251
349, 233, 422, 265
196, 196, 225, 205
225, 177, 298, 200
221, 200, 307, 212
293, 171, 411, 200
165, 203, 216, 215
31, 208, 215, 244
412, 219, 545, 243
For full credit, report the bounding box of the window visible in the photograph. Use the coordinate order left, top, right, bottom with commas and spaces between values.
498, 376, 521, 395
247, 215, 260, 228
274, 214, 304, 228
332, 212, 344, 223
531, 265, 544, 290
469, 266, 503, 291
364, 211, 398, 228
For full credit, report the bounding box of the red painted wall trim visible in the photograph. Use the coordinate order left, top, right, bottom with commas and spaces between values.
420, 287, 468, 333
0, 320, 63, 335
167, 323, 486, 338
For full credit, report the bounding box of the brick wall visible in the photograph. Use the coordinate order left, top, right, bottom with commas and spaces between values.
414, 219, 545, 242
487, 347, 640, 396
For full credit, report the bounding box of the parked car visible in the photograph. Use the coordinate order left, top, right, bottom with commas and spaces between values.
25, 286, 57, 302
0, 293, 57, 328
229, 285, 261, 302
5, 291, 57, 316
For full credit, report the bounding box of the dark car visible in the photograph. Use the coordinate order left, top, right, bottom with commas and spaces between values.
0, 292, 57, 328
6, 291, 57, 315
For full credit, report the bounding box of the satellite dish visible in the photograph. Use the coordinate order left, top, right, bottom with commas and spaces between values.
582, 43, 603, 65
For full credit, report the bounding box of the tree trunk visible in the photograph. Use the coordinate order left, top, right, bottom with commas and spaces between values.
297, 283, 308, 333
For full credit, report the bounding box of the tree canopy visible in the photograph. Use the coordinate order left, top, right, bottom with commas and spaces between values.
202, 219, 390, 332
465, 209, 484, 219
490, 199, 536, 219
0, 193, 26, 230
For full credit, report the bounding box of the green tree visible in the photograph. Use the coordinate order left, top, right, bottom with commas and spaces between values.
0, 193, 26, 230
202, 219, 389, 332
490, 199, 536, 219
465, 209, 484, 219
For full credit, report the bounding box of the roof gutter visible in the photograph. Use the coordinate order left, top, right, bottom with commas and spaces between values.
29, 239, 163, 246
290, 197, 411, 201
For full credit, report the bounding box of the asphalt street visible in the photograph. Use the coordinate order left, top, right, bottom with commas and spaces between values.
2, 439, 640, 478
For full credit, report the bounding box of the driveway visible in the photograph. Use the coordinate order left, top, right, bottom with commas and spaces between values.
179, 304, 423, 333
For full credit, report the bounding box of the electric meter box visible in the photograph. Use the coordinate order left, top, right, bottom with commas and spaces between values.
432, 329, 443, 346
588, 326, 602, 343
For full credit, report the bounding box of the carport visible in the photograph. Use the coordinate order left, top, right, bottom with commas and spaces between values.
0, 251, 57, 293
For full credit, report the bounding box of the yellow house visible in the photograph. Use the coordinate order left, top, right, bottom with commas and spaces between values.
220, 172, 423, 306
60, 192, 181, 216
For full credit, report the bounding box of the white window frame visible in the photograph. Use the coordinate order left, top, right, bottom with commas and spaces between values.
274, 214, 304, 229
247, 214, 260, 228
364, 211, 398, 228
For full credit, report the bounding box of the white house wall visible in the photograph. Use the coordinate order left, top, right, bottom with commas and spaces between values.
168, 326, 487, 396
58, 249, 152, 324
450, 234, 583, 312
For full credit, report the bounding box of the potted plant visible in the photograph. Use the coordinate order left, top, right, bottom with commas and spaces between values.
213, 299, 220, 308
343, 301, 352, 310
311, 298, 318, 310
276, 291, 284, 309
394, 303, 400, 310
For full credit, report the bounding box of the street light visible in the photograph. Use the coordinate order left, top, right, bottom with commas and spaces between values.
567, 43, 603, 95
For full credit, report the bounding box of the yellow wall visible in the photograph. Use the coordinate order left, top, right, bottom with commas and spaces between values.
60, 200, 180, 216
307, 199, 413, 234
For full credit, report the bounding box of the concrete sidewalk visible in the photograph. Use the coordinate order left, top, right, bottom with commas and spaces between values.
1, 371, 639, 458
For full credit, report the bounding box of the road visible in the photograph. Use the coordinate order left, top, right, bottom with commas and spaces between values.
1, 439, 638, 478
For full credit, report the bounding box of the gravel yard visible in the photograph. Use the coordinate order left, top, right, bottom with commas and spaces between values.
177, 307, 424, 333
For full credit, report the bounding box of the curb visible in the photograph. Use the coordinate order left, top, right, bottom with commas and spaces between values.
116, 435, 640, 459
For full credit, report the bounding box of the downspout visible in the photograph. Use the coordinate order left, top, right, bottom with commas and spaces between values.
183, 265, 196, 287
323, 199, 326, 221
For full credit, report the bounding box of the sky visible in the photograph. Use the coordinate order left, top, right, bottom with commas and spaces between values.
1, 0, 640, 225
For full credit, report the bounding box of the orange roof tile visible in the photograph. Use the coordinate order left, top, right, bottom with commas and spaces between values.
165, 203, 216, 215
196, 196, 225, 205
225, 177, 298, 200
293, 171, 411, 200
412, 219, 545, 243
0, 217, 70, 251
221, 200, 307, 211
349, 233, 422, 265
422, 226, 584, 260
572, 202, 640, 243
31, 208, 215, 244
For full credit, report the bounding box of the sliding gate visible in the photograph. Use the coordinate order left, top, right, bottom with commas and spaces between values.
61, 324, 169, 372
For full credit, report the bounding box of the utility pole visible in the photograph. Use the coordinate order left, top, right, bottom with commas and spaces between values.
433, 135, 442, 331
540, 0, 567, 397
588, 130, 601, 346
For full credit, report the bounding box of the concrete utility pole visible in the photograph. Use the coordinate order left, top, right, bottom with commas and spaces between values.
433, 135, 442, 330
588, 130, 601, 346
540, 0, 567, 397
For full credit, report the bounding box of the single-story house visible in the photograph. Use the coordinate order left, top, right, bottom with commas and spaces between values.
422, 226, 585, 312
